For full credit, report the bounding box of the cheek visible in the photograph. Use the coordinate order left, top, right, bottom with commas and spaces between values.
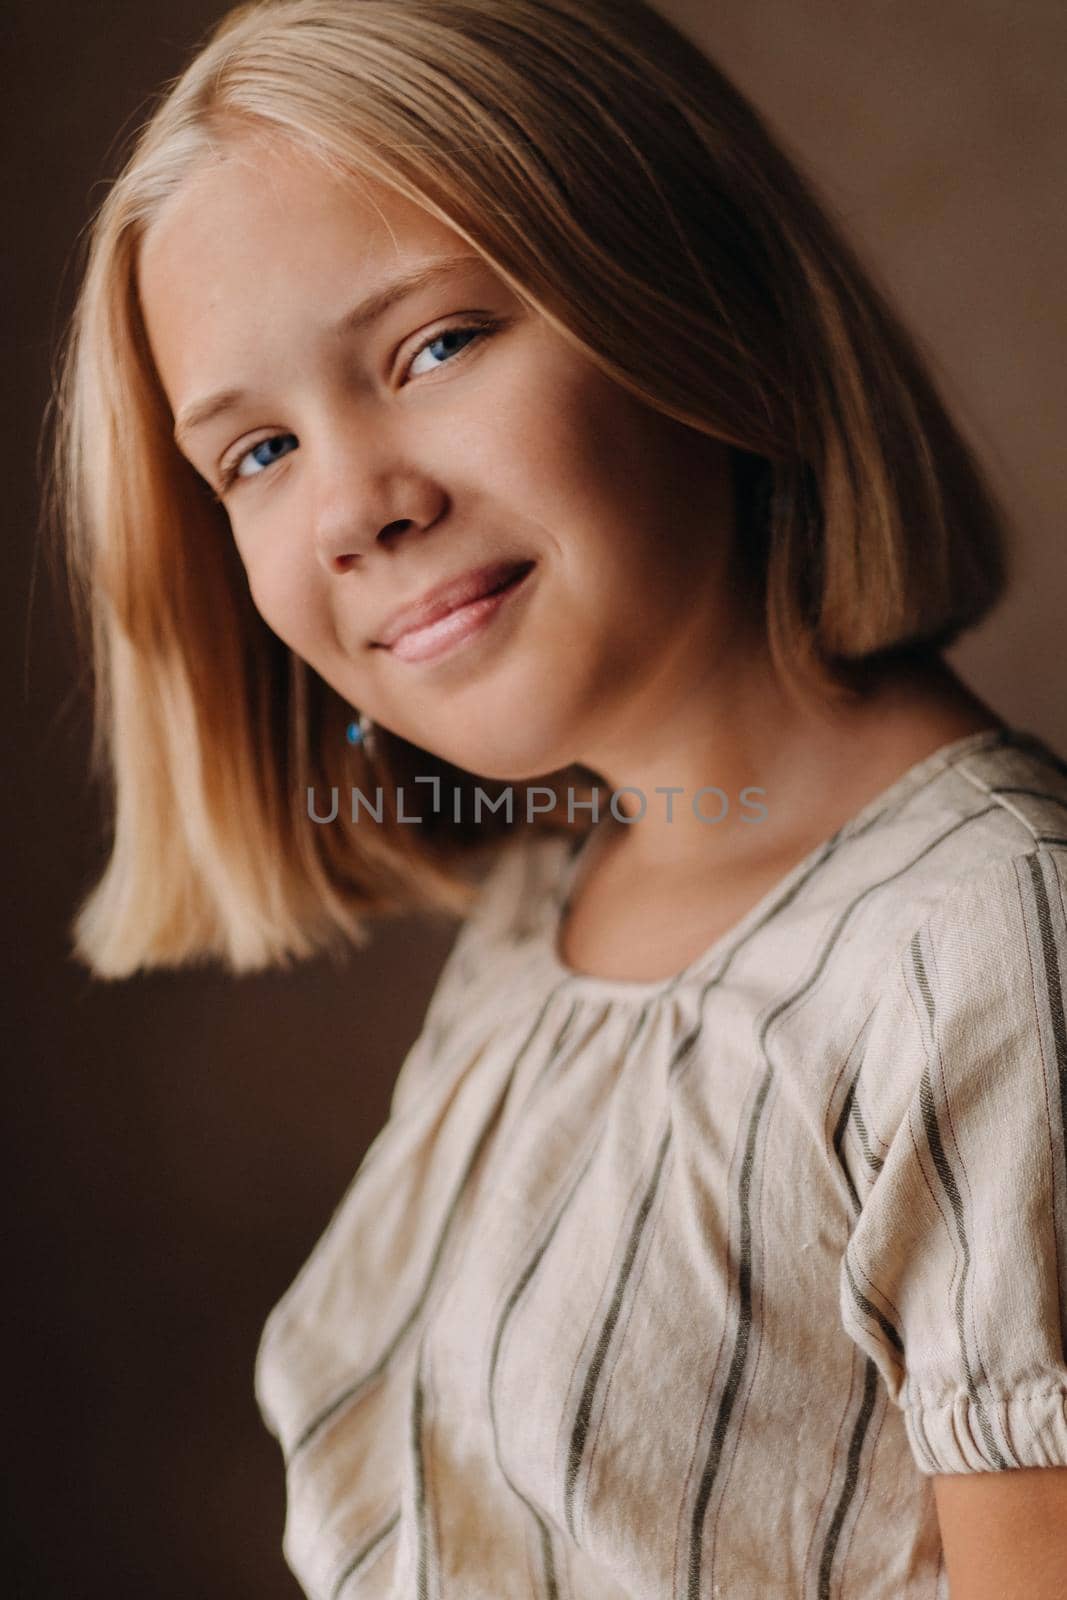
466, 349, 614, 503
239, 539, 322, 656
495, 370, 676, 553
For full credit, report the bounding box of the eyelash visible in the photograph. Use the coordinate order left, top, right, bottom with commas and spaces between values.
215, 315, 500, 494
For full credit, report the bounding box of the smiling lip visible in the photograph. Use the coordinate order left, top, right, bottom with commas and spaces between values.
374, 559, 536, 651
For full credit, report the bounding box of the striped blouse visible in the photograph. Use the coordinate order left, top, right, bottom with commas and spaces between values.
255, 724, 1067, 1599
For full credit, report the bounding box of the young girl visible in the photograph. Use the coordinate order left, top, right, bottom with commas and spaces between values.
49, 0, 1067, 1595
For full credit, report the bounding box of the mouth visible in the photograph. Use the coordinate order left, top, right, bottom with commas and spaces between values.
374, 559, 537, 664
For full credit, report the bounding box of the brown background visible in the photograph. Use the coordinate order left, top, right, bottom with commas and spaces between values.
8, 2, 1065, 1596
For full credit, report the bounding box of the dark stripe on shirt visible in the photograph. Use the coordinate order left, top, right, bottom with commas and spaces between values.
411, 1338, 433, 1600
910, 932, 1014, 1469
330, 1510, 401, 1599
563, 1123, 673, 1539
684, 802, 1009, 1594
289, 982, 571, 1461
817, 1356, 882, 1600
487, 1131, 611, 1599
1023, 851, 1067, 1362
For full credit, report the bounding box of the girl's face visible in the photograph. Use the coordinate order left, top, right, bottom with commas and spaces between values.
139, 132, 738, 782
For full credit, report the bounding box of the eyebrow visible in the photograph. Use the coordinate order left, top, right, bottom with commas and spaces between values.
172, 251, 485, 446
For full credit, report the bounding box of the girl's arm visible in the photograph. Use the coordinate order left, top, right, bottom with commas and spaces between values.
933, 1466, 1067, 1599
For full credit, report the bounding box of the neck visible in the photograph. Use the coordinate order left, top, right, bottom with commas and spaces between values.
569, 643, 999, 876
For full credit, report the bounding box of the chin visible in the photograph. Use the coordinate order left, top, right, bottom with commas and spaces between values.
443, 738, 574, 788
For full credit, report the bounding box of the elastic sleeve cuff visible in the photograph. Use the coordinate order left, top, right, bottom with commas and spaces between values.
904, 1387, 1067, 1474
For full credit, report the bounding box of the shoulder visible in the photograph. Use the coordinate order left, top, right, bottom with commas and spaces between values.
921, 729, 1067, 864
879, 837, 1067, 1043
810, 730, 1067, 995
848, 836, 1067, 1139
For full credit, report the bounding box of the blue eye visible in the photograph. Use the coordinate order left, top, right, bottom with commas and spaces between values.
231, 433, 299, 483
406, 322, 489, 380
217, 317, 499, 492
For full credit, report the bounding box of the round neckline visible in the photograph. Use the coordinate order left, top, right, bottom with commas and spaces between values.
530, 723, 1035, 1006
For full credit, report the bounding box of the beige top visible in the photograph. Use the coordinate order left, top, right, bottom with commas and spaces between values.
255, 725, 1067, 1600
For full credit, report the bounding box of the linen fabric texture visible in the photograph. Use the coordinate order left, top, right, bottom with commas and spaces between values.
255, 726, 1067, 1599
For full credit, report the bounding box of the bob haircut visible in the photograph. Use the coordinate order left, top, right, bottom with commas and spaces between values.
46, 0, 1008, 979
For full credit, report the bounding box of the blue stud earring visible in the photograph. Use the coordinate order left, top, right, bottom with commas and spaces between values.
345, 710, 378, 761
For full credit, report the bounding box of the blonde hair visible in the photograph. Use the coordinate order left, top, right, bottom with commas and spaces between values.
45, 0, 1008, 978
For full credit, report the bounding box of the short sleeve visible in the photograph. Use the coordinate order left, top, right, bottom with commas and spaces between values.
839, 847, 1067, 1475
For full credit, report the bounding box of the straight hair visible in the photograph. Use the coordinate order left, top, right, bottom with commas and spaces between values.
45, 0, 1008, 977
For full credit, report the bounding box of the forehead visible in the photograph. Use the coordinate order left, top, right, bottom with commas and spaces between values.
136, 132, 488, 410
143, 131, 459, 266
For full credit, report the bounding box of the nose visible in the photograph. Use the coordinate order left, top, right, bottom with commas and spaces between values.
312, 441, 447, 574
318, 515, 415, 573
